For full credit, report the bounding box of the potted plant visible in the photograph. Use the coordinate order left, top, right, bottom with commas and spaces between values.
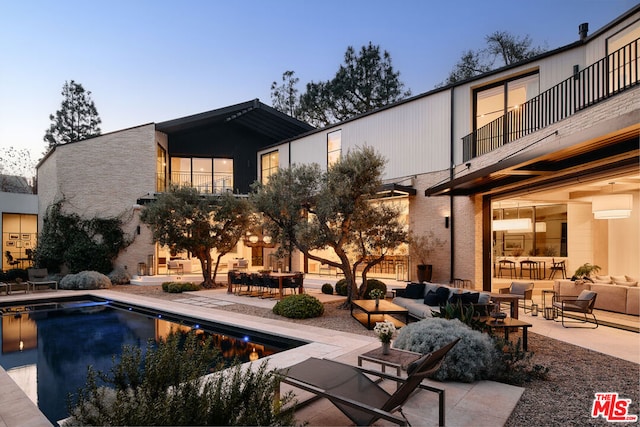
408, 231, 445, 283
572, 263, 602, 282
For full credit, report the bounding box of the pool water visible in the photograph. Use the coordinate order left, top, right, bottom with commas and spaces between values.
0, 298, 302, 425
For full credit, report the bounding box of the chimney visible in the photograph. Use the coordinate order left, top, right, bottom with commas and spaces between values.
579, 23, 589, 41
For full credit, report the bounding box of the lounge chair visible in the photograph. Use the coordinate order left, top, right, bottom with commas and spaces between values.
552, 290, 598, 328
27, 268, 58, 292
278, 338, 460, 426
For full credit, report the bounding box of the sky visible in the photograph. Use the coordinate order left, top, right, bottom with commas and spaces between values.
0, 0, 637, 163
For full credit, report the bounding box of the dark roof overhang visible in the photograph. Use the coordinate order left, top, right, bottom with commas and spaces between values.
155, 99, 314, 140
376, 183, 417, 198
425, 119, 639, 198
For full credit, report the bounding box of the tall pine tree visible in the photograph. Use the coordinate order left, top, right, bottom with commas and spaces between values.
43, 80, 101, 151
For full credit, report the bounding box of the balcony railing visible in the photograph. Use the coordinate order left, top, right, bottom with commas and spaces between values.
463, 38, 639, 161
157, 172, 233, 193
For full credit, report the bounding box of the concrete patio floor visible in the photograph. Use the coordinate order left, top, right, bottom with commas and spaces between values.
0, 275, 638, 426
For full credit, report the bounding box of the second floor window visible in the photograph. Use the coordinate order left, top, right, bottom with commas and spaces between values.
261, 151, 279, 184
170, 157, 233, 193
327, 130, 341, 166
475, 73, 539, 130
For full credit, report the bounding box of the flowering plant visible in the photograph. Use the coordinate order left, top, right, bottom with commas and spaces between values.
369, 289, 385, 300
373, 321, 396, 343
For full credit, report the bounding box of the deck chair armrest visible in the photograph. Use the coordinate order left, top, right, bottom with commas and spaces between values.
498, 287, 510, 294
279, 377, 408, 425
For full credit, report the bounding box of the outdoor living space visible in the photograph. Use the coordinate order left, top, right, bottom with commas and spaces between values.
0, 273, 638, 426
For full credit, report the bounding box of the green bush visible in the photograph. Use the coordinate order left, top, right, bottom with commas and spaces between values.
335, 279, 348, 296
321, 283, 334, 295
108, 267, 131, 285
362, 279, 387, 298
59, 271, 111, 290
273, 294, 324, 319
67, 331, 295, 426
393, 318, 499, 383
162, 281, 200, 293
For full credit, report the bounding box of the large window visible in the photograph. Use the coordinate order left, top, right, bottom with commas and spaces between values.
261, 151, 279, 184
327, 130, 341, 166
475, 73, 539, 129
2, 213, 37, 270
156, 145, 167, 192
170, 157, 233, 193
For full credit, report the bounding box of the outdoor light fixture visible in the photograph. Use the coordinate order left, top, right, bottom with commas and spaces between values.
445, 216, 449, 228
249, 347, 259, 361
249, 235, 259, 243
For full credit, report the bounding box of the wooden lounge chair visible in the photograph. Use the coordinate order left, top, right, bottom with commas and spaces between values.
278, 338, 460, 426
27, 268, 58, 292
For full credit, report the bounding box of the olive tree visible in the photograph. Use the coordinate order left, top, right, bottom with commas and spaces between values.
251, 146, 407, 305
140, 187, 253, 287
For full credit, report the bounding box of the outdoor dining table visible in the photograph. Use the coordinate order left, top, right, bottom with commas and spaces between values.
489, 292, 521, 319
267, 272, 300, 298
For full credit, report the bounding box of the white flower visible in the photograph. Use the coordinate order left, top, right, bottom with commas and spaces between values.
373, 320, 396, 343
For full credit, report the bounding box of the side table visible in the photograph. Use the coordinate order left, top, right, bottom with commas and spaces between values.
358, 346, 421, 377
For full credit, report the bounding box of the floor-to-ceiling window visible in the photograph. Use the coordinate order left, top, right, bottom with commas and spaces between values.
156, 145, 167, 192
170, 157, 234, 193
2, 213, 37, 270
327, 130, 342, 167
260, 151, 279, 184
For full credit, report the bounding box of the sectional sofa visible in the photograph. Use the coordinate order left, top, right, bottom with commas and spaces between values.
392, 282, 493, 319
553, 275, 639, 315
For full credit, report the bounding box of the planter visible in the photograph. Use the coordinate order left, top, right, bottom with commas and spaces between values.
416, 264, 432, 283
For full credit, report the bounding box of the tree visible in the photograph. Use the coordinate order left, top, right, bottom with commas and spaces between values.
270, 70, 300, 118
442, 31, 547, 85
251, 146, 407, 305
43, 80, 101, 151
139, 187, 253, 288
0, 146, 35, 193
271, 43, 411, 127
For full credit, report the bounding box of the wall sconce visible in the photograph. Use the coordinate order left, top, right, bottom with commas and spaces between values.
445, 216, 449, 228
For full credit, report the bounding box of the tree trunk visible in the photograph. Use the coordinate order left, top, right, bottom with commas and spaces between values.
196, 250, 214, 288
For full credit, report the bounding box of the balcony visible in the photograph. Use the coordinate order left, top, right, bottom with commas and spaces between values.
156, 172, 233, 194
463, 38, 639, 162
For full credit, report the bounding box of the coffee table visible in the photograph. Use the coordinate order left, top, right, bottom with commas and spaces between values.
350, 299, 409, 330
358, 347, 421, 376
481, 317, 532, 350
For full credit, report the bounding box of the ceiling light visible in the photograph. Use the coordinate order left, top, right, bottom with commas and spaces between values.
493, 218, 532, 231
592, 194, 632, 219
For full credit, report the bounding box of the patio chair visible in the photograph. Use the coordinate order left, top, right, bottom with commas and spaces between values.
27, 268, 58, 291
5, 251, 19, 269
552, 290, 598, 328
499, 281, 534, 313
278, 338, 460, 426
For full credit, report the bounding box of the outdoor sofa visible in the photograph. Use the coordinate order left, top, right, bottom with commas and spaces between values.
554, 277, 639, 315
392, 282, 493, 319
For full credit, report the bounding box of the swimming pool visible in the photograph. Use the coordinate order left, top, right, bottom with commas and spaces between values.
0, 297, 305, 425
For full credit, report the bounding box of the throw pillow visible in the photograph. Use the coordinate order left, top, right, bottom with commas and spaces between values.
593, 279, 613, 284
595, 275, 611, 281
435, 286, 451, 305
616, 281, 638, 287
404, 283, 426, 299
478, 292, 491, 304
424, 290, 440, 306
626, 275, 638, 283
611, 275, 627, 283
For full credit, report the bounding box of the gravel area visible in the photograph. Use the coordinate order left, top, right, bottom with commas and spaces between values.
110, 285, 640, 426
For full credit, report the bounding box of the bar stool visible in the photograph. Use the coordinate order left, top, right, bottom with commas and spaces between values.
520, 260, 539, 279
497, 259, 517, 278
549, 259, 567, 279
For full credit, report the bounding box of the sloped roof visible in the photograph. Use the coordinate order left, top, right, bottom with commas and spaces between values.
155, 99, 314, 140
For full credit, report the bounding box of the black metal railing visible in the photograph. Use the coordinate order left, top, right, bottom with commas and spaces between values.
156, 172, 233, 193
463, 38, 639, 161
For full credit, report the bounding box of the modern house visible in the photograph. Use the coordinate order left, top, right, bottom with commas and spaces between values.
35, 6, 639, 291
36, 100, 313, 274
257, 6, 640, 288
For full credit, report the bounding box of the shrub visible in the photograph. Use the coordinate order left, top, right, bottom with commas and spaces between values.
67, 331, 295, 426
59, 271, 111, 290
335, 279, 348, 296
108, 267, 131, 285
321, 283, 334, 295
362, 279, 387, 298
433, 301, 488, 332
492, 337, 549, 385
273, 294, 324, 319
0, 269, 27, 282
162, 281, 200, 293
393, 318, 499, 382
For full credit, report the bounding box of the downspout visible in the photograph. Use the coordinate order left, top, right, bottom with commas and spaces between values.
449, 87, 455, 283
